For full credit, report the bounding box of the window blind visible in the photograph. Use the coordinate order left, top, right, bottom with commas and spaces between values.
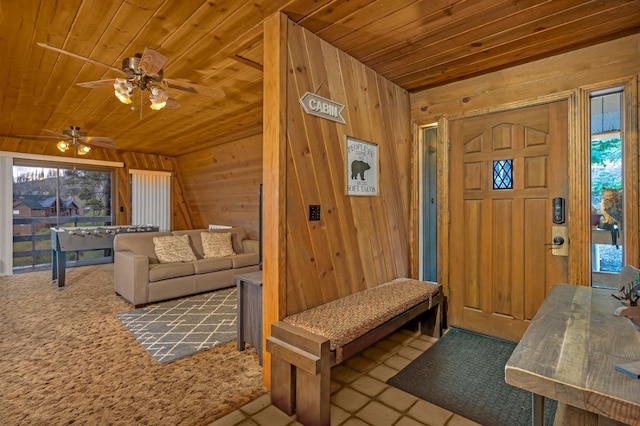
129, 169, 171, 231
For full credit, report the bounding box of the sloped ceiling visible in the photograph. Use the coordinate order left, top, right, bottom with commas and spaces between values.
0, 0, 638, 157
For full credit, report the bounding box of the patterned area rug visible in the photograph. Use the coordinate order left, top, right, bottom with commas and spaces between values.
387, 327, 556, 426
116, 287, 237, 364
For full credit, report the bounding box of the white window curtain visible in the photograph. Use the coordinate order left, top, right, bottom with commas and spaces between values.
130, 169, 171, 231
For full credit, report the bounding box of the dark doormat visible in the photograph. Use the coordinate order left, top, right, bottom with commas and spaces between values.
387, 327, 556, 426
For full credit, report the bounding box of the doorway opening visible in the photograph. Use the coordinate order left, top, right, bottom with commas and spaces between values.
589, 88, 624, 288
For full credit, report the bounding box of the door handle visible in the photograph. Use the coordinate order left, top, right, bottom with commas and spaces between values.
550, 226, 569, 256
545, 236, 565, 246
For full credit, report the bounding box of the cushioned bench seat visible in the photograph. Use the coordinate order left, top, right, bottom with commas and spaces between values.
266, 278, 442, 426
283, 278, 440, 363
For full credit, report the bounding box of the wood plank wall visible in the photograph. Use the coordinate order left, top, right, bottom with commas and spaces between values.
0, 139, 192, 230
282, 19, 412, 315
175, 134, 263, 239
411, 34, 640, 291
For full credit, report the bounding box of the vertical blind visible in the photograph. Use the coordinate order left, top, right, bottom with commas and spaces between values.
129, 169, 171, 231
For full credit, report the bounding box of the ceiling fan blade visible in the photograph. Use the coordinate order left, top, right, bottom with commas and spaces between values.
164, 78, 225, 100
138, 48, 168, 77
77, 79, 118, 89
41, 129, 67, 138
83, 136, 115, 143
15, 134, 62, 141
83, 140, 119, 150
37, 42, 126, 76
165, 98, 181, 109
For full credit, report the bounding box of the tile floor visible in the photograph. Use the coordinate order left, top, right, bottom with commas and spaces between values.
209, 329, 481, 426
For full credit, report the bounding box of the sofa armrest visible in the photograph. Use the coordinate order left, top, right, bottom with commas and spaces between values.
243, 239, 259, 253
114, 250, 150, 306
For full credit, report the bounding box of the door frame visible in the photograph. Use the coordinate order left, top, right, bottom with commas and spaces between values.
410, 93, 578, 317
412, 78, 638, 313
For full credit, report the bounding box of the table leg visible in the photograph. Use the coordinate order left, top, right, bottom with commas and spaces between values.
56, 251, 66, 288
237, 279, 245, 351
52, 249, 58, 281
532, 393, 544, 426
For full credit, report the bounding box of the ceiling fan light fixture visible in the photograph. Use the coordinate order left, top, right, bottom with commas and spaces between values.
113, 78, 134, 104
149, 85, 169, 110
57, 140, 70, 152
76, 144, 91, 155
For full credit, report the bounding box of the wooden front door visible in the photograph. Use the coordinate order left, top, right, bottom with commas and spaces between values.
449, 101, 569, 341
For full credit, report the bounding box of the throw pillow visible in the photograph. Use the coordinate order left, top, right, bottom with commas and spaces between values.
201, 232, 236, 258
153, 234, 197, 263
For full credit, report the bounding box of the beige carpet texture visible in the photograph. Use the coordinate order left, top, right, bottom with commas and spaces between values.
0, 264, 266, 425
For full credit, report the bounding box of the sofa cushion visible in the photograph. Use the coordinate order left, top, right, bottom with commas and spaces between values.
202, 232, 235, 258
148, 262, 196, 282
194, 257, 233, 274
202, 228, 246, 254
153, 234, 197, 263
114, 231, 172, 264
231, 252, 259, 268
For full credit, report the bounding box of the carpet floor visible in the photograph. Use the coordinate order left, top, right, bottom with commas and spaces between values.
0, 264, 266, 426
387, 327, 556, 426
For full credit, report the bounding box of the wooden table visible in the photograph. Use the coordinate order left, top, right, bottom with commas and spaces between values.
235, 270, 263, 364
505, 284, 640, 425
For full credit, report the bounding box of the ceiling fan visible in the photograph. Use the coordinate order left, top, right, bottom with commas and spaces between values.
37, 42, 225, 110
16, 125, 117, 155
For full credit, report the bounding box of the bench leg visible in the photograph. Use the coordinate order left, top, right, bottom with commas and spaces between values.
420, 301, 442, 337
271, 356, 296, 416
295, 356, 330, 426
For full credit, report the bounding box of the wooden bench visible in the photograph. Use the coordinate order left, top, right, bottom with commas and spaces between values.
266, 278, 443, 426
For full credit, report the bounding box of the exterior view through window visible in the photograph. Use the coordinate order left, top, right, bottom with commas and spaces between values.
12, 163, 113, 273
590, 89, 623, 288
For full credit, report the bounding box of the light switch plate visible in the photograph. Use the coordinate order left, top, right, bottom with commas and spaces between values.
309, 205, 321, 221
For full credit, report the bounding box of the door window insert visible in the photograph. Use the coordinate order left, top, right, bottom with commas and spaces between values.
590, 88, 623, 288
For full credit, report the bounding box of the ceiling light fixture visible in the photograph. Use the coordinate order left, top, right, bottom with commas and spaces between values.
148, 85, 169, 110
76, 144, 91, 155
56, 140, 70, 152
113, 78, 134, 104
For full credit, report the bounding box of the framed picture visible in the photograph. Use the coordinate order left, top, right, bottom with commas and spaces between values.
346, 136, 378, 196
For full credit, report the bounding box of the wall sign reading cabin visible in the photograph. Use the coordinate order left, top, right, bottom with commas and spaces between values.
299, 92, 346, 124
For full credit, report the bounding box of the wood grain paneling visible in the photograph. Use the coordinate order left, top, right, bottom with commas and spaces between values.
175, 134, 263, 238
0, 140, 192, 230
262, 11, 289, 387
283, 20, 411, 316
3, 1, 637, 159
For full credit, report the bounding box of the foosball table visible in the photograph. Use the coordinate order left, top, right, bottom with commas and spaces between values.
51, 225, 159, 287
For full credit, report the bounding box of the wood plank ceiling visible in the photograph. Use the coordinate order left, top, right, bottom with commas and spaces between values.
0, 0, 638, 157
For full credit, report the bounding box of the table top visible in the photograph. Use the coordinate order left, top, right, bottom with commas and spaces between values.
505, 284, 640, 424
234, 270, 262, 285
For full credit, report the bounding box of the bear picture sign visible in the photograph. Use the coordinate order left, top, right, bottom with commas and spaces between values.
346, 136, 378, 196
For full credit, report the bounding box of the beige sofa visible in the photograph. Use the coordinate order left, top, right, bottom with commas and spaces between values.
113, 227, 259, 307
